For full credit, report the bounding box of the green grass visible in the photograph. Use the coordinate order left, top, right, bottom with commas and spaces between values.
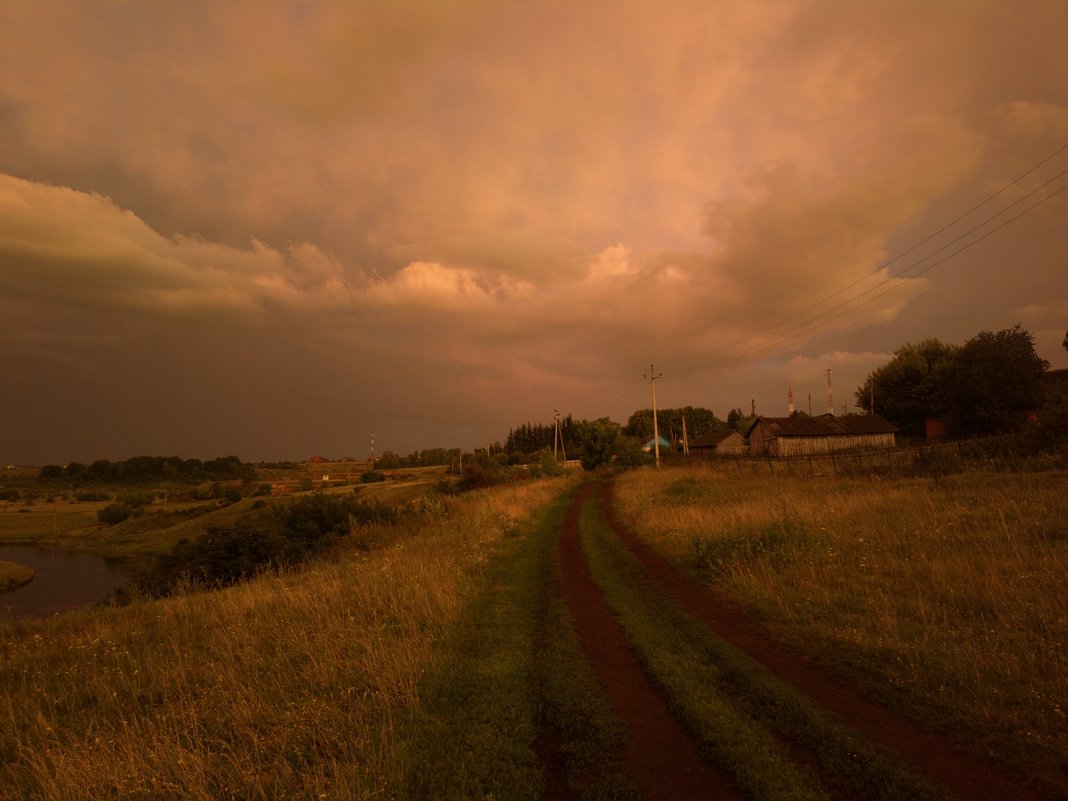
613, 464, 1068, 787
580, 489, 955, 801
390, 485, 639, 801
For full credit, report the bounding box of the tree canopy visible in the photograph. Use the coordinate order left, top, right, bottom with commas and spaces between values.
854, 339, 957, 437
623, 406, 723, 443
943, 325, 1048, 437
855, 326, 1049, 439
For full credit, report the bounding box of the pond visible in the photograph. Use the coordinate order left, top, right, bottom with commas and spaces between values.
0, 546, 130, 618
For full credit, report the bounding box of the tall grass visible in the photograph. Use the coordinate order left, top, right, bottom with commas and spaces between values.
0, 478, 567, 801
612, 464, 1068, 786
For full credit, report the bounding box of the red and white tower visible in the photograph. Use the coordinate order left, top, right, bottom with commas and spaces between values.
787, 387, 795, 414
826, 369, 834, 415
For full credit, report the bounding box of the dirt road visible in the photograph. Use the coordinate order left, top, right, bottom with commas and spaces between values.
552, 480, 1061, 801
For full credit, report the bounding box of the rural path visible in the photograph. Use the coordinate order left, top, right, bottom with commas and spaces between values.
553, 479, 1060, 801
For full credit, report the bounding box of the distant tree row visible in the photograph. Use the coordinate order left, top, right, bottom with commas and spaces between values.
854, 325, 1052, 438
37, 455, 255, 485
623, 407, 723, 442
372, 447, 464, 470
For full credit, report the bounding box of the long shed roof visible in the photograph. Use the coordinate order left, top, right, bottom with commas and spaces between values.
689, 429, 742, 447
746, 414, 898, 438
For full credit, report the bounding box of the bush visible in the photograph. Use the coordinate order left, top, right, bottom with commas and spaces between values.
98, 503, 133, 525
123, 493, 400, 598
455, 464, 501, 492
360, 470, 386, 483
121, 491, 155, 508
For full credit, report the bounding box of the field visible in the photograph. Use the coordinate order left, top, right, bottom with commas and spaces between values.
1, 461, 1065, 800
0, 461, 447, 559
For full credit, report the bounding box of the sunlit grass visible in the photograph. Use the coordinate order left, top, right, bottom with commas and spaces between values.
0, 478, 567, 800
612, 464, 1068, 783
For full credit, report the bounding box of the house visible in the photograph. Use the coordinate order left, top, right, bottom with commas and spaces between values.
746, 414, 897, 457
642, 435, 674, 453
688, 429, 746, 456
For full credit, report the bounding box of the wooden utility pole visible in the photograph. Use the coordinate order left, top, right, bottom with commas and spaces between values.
681, 415, 689, 456
644, 365, 663, 467
553, 409, 567, 461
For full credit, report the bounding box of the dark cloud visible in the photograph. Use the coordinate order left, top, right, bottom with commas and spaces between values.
0, 1, 1066, 463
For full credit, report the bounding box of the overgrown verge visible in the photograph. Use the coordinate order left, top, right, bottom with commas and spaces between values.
390, 485, 639, 801
612, 464, 1068, 790
0, 478, 566, 800
578, 488, 952, 801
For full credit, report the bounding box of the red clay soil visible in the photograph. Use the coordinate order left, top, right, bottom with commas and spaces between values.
557, 483, 745, 801
595, 480, 1065, 801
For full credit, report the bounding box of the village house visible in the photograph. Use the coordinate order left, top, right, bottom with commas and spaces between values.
746, 414, 897, 457
688, 429, 746, 456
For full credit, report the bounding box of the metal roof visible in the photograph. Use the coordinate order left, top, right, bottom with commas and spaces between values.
689, 429, 743, 447
746, 414, 898, 438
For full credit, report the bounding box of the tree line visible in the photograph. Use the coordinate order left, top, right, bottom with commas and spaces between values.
36, 455, 256, 484
855, 325, 1064, 440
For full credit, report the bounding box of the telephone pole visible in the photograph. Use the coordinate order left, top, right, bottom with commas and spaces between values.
644, 365, 663, 467
553, 409, 567, 461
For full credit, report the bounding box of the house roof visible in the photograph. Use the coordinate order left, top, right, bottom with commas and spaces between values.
689, 429, 742, 447
746, 413, 898, 438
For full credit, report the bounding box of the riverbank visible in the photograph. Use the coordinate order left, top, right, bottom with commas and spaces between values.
0, 560, 33, 593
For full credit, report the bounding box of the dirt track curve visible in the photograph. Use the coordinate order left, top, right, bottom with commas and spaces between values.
553, 479, 1061, 801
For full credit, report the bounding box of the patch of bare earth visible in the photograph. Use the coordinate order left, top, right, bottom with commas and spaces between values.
556, 483, 744, 801
596, 479, 1064, 801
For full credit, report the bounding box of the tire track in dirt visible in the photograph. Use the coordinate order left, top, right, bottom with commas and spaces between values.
557, 482, 744, 801
595, 479, 1064, 801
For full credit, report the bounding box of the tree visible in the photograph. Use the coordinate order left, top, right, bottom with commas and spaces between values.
1063, 329, 1067, 353
854, 339, 957, 438
943, 325, 1049, 437
726, 408, 757, 434
624, 407, 723, 443
575, 418, 626, 470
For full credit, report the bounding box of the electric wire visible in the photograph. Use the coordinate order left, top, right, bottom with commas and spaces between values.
660, 153, 1068, 376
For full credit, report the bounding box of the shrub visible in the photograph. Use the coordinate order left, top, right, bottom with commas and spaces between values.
120, 491, 156, 508
360, 470, 386, 483
124, 493, 399, 598
98, 503, 133, 525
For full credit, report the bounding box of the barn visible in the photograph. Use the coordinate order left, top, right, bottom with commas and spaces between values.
688, 429, 746, 456
746, 414, 897, 457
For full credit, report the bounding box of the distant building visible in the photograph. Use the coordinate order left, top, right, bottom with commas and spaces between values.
746, 414, 897, 457
688, 429, 746, 456
642, 436, 674, 454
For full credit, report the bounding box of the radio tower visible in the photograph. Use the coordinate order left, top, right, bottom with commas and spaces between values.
787, 387, 795, 414
826, 369, 834, 415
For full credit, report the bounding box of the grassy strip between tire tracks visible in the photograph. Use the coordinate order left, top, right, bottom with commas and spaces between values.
579, 484, 954, 801
390, 485, 640, 801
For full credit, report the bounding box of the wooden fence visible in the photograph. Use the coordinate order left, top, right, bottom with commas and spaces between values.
682, 433, 1063, 478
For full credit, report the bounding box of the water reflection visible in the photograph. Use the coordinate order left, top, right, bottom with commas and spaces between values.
0, 546, 129, 618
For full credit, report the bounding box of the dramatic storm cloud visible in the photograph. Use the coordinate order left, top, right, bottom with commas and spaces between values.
1, 1, 1066, 463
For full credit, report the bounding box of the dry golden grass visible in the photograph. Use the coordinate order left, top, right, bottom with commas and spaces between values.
613, 464, 1068, 783
0, 477, 567, 801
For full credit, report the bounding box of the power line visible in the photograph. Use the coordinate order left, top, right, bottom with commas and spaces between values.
660, 150, 1068, 376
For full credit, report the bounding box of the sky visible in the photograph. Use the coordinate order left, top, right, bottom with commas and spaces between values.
1, 1, 1066, 465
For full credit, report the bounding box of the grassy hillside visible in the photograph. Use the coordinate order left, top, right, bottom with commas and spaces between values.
0, 476, 570, 800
